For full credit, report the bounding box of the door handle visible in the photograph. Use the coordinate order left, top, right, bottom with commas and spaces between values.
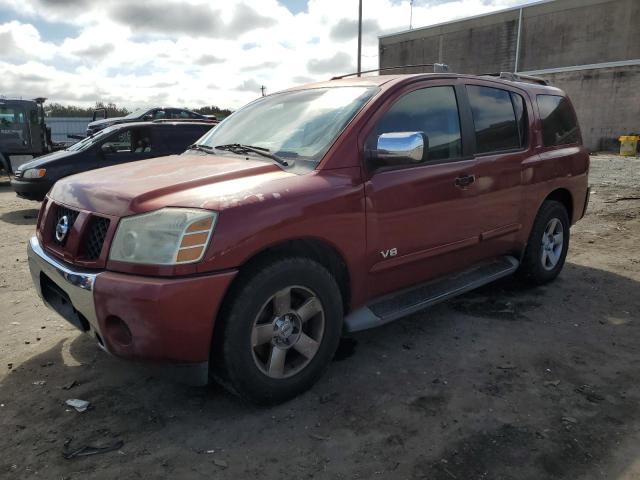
455, 174, 476, 188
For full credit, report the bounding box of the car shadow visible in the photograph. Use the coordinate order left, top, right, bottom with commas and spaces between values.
1, 262, 639, 478
0, 208, 39, 225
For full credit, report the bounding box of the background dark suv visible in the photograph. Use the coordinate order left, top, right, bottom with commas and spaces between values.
86, 107, 213, 135
12, 121, 214, 201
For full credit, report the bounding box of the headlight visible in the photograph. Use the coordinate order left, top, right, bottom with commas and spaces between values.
23, 168, 46, 179
109, 208, 217, 265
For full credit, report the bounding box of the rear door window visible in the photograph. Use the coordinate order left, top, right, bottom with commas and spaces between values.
536, 95, 580, 147
466, 85, 521, 154
160, 125, 213, 154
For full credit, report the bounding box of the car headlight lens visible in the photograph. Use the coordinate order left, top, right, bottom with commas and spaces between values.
109, 208, 217, 265
23, 168, 46, 179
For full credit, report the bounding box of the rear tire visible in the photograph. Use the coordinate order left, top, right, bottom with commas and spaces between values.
517, 200, 570, 285
212, 257, 343, 405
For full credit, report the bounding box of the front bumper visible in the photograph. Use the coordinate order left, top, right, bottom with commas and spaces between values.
27, 236, 237, 385
11, 178, 52, 201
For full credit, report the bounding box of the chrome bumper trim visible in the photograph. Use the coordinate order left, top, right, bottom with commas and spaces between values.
27, 236, 101, 327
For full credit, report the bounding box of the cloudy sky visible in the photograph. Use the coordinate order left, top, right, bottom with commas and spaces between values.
0, 0, 536, 110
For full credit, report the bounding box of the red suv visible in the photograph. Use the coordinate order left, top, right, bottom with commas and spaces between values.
28, 73, 589, 404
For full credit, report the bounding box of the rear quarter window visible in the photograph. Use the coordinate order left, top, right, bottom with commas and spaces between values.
536, 95, 580, 147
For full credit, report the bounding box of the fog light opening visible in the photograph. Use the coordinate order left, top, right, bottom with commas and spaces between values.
105, 316, 133, 347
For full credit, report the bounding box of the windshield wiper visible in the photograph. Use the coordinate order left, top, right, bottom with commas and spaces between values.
214, 144, 289, 167
188, 144, 215, 154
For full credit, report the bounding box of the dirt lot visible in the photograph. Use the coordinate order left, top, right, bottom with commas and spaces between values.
1, 154, 639, 479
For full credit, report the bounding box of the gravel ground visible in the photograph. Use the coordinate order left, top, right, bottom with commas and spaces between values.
1, 154, 639, 479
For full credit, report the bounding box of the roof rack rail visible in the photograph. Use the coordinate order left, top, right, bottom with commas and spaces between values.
151, 118, 217, 124
483, 72, 550, 86
331, 63, 449, 80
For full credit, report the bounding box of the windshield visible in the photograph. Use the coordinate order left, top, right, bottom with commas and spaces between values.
66, 126, 116, 151
0, 106, 27, 127
197, 86, 377, 164
123, 108, 148, 120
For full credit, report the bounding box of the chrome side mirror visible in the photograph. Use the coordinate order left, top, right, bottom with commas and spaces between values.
373, 132, 428, 165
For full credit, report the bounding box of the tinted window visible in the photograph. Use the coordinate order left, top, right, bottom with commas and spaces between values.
537, 95, 580, 147
467, 85, 520, 154
160, 125, 213, 153
372, 86, 462, 164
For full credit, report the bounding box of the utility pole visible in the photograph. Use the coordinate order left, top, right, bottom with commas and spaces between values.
260, 85, 266, 97
357, 0, 362, 77
410, 0, 414, 29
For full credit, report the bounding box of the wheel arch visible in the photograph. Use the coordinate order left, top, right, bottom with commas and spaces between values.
233, 238, 351, 313
209, 237, 352, 370
543, 188, 574, 224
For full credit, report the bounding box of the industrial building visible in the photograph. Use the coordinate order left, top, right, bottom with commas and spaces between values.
378, 0, 640, 151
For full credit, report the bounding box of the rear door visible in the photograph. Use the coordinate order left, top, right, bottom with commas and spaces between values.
363, 80, 483, 298
157, 125, 214, 155
463, 83, 533, 251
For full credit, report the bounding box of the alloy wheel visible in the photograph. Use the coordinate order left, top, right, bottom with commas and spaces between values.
251, 286, 325, 379
540, 217, 564, 271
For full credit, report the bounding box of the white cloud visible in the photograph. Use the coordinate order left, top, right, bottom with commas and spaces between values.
0, 0, 535, 110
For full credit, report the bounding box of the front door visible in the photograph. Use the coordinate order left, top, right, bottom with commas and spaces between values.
94, 126, 156, 171
364, 82, 482, 299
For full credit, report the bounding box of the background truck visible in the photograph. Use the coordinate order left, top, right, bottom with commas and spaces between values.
0, 97, 57, 175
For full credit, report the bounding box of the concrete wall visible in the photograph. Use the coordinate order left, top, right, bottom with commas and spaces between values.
540, 66, 640, 151
379, 0, 640, 151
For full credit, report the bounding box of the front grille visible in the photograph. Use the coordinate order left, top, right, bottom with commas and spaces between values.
52, 206, 79, 246
14, 170, 23, 179
84, 216, 110, 260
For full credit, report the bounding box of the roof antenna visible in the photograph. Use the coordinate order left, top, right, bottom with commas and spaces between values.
260, 85, 266, 97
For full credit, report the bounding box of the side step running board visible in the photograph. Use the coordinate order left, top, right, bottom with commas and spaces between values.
344, 256, 519, 332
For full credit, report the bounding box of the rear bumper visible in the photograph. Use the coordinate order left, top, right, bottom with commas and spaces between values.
11, 178, 51, 201
27, 236, 237, 385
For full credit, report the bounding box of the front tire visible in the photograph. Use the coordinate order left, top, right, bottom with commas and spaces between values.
212, 257, 343, 405
518, 200, 570, 285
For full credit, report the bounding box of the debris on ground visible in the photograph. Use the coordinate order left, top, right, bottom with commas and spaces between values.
575, 384, 605, 403
309, 433, 330, 441
63, 440, 124, 460
62, 380, 79, 390
319, 392, 338, 404
544, 380, 561, 387
65, 399, 90, 412
213, 459, 228, 469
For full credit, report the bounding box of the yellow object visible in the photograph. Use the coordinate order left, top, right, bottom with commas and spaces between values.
619, 135, 640, 156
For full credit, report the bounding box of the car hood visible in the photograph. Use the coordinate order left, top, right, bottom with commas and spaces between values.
18, 149, 77, 170
88, 116, 125, 128
48, 153, 296, 216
